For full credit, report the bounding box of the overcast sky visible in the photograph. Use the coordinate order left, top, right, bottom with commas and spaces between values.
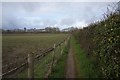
2, 2, 116, 30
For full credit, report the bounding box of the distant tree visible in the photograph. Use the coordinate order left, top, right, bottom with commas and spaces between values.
24, 27, 27, 32
7, 30, 11, 33
45, 27, 60, 33
45, 27, 51, 32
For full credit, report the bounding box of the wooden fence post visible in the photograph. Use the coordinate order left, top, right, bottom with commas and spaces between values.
45, 44, 56, 78
28, 53, 34, 79
60, 44, 62, 55
51, 44, 56, 71
65, 39, 67, 46
60, 43, 63, 55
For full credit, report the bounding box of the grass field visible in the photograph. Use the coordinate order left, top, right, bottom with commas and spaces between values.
17, 39, 67, 78
2, 33, 68, 73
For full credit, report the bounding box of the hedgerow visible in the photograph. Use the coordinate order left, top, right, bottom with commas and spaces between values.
73, 11, 120, 78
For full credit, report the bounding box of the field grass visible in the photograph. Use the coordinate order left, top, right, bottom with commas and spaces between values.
49, 43, 69, 78
17, 34, 68, 78
71, 36, 98, 78
2, 33, 67, 73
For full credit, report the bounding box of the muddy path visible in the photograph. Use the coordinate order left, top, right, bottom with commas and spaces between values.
66, 43, 76, 78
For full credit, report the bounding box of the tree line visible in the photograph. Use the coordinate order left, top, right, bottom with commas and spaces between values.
2, 27, 78, 33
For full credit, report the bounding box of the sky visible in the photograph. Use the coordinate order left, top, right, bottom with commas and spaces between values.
1, 2, 117, 30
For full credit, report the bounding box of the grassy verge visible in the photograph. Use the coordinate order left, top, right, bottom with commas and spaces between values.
49, 44, 69, 78
71, 36, 98, 78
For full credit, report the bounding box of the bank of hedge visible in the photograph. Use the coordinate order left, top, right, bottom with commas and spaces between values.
73, 12, 120, 78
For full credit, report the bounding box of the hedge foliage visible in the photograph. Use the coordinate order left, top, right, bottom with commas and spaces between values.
73, 12, 120, 78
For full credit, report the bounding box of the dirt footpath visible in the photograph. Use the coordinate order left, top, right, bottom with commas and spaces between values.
66, 44, 76, 78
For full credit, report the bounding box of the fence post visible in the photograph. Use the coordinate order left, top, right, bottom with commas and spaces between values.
60, 43, 62, 55
45, 44, 56, 78
51, 44, 56, 71
28, 53, 34, 79
65, 39, 67, 46
60, 43, 63, 55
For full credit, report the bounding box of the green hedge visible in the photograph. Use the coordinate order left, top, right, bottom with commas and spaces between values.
73, 12, 120, 78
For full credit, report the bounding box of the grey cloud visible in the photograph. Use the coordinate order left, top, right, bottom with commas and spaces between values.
21, 3, 39, 12
2, 2, 116, 29
60, 17, 76, 26
42, 19, 57, 27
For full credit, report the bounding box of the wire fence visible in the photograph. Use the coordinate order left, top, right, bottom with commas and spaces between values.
2, 35, 70, 78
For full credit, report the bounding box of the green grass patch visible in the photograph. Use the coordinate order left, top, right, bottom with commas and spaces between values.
71, 36, 98, 78
17, 51, 53, 78
49, 44, 68, 78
